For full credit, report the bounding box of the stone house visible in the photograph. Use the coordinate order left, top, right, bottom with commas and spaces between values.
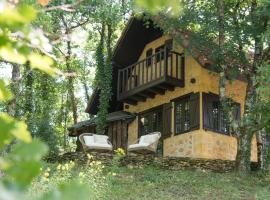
69, 17, 257, 161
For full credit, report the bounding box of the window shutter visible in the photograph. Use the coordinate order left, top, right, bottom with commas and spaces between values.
163, 102, 172, 139
189, 93, 200, 129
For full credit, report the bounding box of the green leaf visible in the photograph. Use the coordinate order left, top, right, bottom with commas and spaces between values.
28, 53, 58, 75
135, 0, 181, 16
4, 160, 41, 187
0, 113, 16, 148
10, 121, 32, 144
11, 140, 48, 161
0, 113, 32, 149
0, 6, 36, 28
0, 46, 27, 65
0, 140, 48, 187
40, 181, 90, 200
0, 80, 12, 101
17, 5, 37, 22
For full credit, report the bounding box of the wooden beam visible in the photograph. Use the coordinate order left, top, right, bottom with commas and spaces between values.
157, 84, 174, 91
139, 91, 155, 99
131, 95, 146, 102
148, 87, 165, 95
124, 99, 137, 105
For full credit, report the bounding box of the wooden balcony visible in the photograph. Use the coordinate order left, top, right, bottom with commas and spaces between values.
117, 48, 185, 105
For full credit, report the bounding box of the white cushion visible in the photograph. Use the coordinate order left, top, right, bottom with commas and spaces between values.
128, 143, 148, 149
83, 136, 94, 146
139, 133, 160, 145
90, 143, 113, 150
93, 134, 109, 144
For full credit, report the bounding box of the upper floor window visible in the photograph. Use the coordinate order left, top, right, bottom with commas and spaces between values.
155, 39, 173, 63
155, 45, 165, 63
174, 93, 200, 135
146, 48, 153, 66
203, 93, 240, 135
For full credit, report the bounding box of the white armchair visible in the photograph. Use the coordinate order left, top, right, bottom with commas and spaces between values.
79, 133, 113, 152
127, 132, 161, 154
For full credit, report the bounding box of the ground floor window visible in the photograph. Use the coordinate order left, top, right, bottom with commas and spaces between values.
203, 92, 240, 135
173, 93, 200, 135
139, 107, 163, 137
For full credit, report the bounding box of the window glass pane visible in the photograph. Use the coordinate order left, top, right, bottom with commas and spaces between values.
184, 101, 190, 131
155, 45, 165, 62
140, 108, 162, 136
175, 98, 191, 133
212, 101, 219, 131
175, 103, 182, 133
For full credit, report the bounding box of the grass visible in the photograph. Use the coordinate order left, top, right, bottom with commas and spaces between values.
108, 166, 270, 200
28, 160, 270, 200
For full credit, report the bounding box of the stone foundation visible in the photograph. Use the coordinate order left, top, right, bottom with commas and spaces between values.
46, 152, 247, 173
164, 131, 257, 162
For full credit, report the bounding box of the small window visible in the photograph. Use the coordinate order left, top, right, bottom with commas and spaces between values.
146, 48, 153, 66
174, 93, 200, 135
155, 45, 165, 63
203, 93, 240, 135
175, 97, 190, 133
139, 107, 162, 136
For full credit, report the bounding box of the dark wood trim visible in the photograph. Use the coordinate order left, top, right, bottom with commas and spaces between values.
130, 95, 146, 102
138, 104, 163, 115
174, 126, 200, 136
140, 91, 155, 98
170, 92, 195, 102
148, 87, 165, 95
124, 99, 137, 105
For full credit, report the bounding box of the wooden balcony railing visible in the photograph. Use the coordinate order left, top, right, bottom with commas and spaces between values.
117, 48, 184, 103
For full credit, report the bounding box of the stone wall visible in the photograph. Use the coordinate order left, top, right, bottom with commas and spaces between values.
163, 130, 257, 162
46, 152, 237, 173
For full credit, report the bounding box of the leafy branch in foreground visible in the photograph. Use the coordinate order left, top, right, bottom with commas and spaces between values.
0, 2, 90, 200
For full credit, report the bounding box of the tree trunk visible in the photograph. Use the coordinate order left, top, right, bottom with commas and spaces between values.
66, 39, 78, 124
24, 61, 34, 134
235, 131, 253, 172
83, 81, 90, 102
61, 14, 78, 125
217, 0, 227, 108
7, 63, 20, 117
257, 129, 270, 172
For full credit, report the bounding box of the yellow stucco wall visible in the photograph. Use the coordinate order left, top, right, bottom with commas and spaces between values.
124, 35, 257, 161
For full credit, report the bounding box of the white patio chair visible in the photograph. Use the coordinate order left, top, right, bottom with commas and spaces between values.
79, 133, 113, 152
127, 132, 161, 154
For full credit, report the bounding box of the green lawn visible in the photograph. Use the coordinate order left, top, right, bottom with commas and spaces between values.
108, 167, 270, 200
28, 161, 270, 200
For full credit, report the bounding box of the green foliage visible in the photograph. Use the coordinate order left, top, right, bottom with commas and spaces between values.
0, 80, 12, 101
0, 4, 56, 75
0, 113, 31, 148
135, 0, 181, 16
0, 2, 97, 199
1, 140, 48, 188
28, 158, 109, 200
